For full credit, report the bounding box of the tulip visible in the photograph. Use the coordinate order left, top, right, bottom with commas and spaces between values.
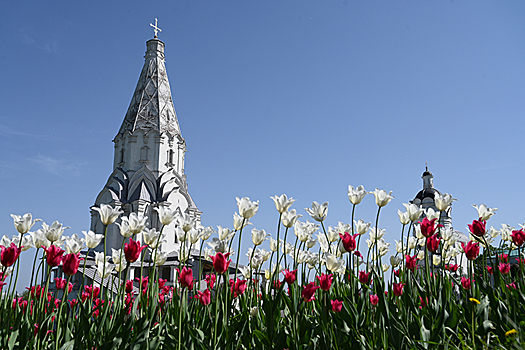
499, 263, 511, 275
369, 294, 379, 306
461, 241, 480, 260
348, 185, 367, 205
486, 266, 493, 274
301, 282, 320, 302
499, 254, 509, 263
331, 299, 343, 312
358, 271, 371, 284
116, 221, 133, 238
420, 217, 440, 238
154, 206, 177, 226
236, 197, 259, 219
205, 274, 216, 289
271, 194, 296, 214
511, 229, 525, 247
251, 228, 269, 246
339, 232, 358, 252
1, 243, 23, 267
43, 245, 64, 267
446, 264, 459, 272
506, 282, 517, 290
93, 204, 123, 226
282, 210, 302, 228
230, 279, 247, 297
392, 282, 405, 296
398, 210, 410, 225
405, 254, 418, 272
62, 253, 81, 276
83, 230, 104, 249
317, 273, 333, 291
211, 252, 231, 274
305, 201, 329, 222
461, 277, 472, 290
282, 269, 297, 285
42, 221, 68, 243
178, 267, 194, 290
125, 280, 134, 294
124, 238, 146, 263
122, 213, 148, 235
65, 234, 85, 254
11, 213, 41, 234
371, 188, 394, 207
195, 289, 211, 306
433, 193, 454, 211
472, 204, 497, 221
426, 234, 441, 253
403, 203, 423, 222
54, 277, 67, 291
468, 219, 486, 237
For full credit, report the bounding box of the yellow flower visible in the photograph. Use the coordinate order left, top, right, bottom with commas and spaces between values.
505, 329, 518, 337
469, 298, 480, 304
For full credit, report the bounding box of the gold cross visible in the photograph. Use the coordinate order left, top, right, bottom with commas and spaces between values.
150, 18, 162, 38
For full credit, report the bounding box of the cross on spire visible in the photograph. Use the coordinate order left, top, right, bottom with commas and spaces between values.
150, 18, 162, 38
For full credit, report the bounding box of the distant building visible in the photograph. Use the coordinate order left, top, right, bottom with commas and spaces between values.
410, 167, 469, 269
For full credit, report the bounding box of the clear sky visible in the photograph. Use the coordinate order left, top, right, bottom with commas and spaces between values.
1, 1, 524, 290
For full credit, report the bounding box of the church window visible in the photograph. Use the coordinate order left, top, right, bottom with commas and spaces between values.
169, 149, 174, 164
120, 149, 125, 163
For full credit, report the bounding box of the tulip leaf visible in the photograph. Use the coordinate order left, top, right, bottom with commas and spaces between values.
58, 340, 75, 350
7, 329, 18, 350
253, 330, 271, 348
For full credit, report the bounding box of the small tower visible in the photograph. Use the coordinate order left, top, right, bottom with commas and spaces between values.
90, 33, 202, 255
411, 167, 452, 230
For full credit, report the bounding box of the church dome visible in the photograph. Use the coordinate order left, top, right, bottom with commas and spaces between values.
414, 188, 441, 201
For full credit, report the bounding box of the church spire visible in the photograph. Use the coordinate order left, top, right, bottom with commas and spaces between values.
117, 34, 181, 138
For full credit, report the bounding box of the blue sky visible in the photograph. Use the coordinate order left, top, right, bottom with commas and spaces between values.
1, 1, 524, 290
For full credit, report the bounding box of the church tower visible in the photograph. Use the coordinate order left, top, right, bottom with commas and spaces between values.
90, 30, 202, 254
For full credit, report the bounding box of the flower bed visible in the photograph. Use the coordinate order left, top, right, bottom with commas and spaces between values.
0, 189, 524, 349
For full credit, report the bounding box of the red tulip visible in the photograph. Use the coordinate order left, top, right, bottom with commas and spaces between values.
124, 238, 146, 263
499, 254, 509, 263
317, 273, 333, 291
461, 277, 472, 290
486, 266, 493, 275
158, 278, 167, 289
282, 269, 297, 285
205, 274, 216, 289
54, 278, 67, 290
358, 271, 371, 284
211, 252, 231, 274
420, 217, 439, 238
63, 253, 81, 276
1, 243, 23, 267
426, 234, 441, 253
468, 219, 486, 237
302, 282, 320, 302
499, 263, 511, 275
511, 229, 525, 247
43, 245, 64, 267
446, 264, 459, 272
405, 254, 418, 272
230, 279, 247, 297
125, 280, 134, 294
461, 241, 480, 260
369, 294, 379, 306
178, 267, 193, 290
393, 282, 405, 296
195, 289, 211, 306
507, 282, 517, 289
339, 232, 358, 252
331, 299, 343, 312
